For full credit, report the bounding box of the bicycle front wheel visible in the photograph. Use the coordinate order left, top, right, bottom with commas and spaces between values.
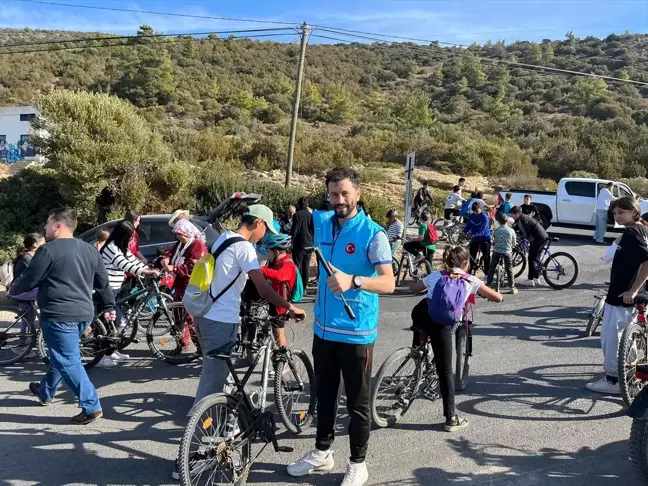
455, 325, 470, 391
274, 349, 316, 434
542, 251, 579, 289
585, 298, 605, 337
618, 322, 648, 407
39, 319, 108, 370
179, 393, 253, 486
146, 303, 200, 365
371, 347, 422, 428
512, 249, 527, 279
0, 305, 37, 365
415, 259, 433, 281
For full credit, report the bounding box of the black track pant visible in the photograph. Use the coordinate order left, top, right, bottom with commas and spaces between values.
292, 248, 313, 285
312, 335, 373, 463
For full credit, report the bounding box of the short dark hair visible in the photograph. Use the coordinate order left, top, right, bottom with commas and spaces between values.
124, 209, 141, 224
523, 194, 532, 199
476, 191, 483, 200
505, 193, 512, 200
471, 202, 481, 212
422, 180, 429, 186
452, 185, 460, 192
48, 208, 77, 231
458, 177, 466, 183
325, 167, 361, 189
496, 212, 509, 225
239, 214, 261, 228
510, 206, 522, 215
297, 197, 308, 210
470, 192, 477, 199
606, 182, 614, 188
96, 227, 111, 242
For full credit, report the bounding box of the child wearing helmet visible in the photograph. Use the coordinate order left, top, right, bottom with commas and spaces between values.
259, 233, 298, 347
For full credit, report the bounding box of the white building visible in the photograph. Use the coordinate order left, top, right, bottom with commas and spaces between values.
0, 106, 38, 161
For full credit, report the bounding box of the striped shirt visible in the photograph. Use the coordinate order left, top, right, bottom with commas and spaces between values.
101, 242, 147, 290
387, 221, 404, 242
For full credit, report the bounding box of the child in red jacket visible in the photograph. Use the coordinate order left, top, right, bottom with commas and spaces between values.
259, 233, 298, 347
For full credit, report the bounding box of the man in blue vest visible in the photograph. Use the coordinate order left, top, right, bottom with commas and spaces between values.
287, 167, 395, 486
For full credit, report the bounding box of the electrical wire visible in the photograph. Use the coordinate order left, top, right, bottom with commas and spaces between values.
0, 28, 297, 48
0, 33, 297, 55
312, 26, 468, 47
311, 28, 648, 87
14, 0, 302, 26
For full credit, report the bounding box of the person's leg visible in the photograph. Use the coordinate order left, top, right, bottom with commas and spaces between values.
486, 252, 500, 286
191, 317, 238, 413
272, 325, 287, 348
40, 321, 101, 414
426, 248, 435, 268
292, 247, 304, 280
313, 335, 342, 453
340, 341, 373, 463
601, 304, 635, 380
428, 325, 455, 420
596, 210, 608, 242
391, 240, 402, 257
481, 241, 491, 276
503, 254, 515, 288
528, 241, 542, 280
403, 241, 418, 256
302, 250, 313, 286
469, 242, 479, 274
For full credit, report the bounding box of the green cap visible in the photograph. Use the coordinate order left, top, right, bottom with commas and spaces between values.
244, 204, 277, 234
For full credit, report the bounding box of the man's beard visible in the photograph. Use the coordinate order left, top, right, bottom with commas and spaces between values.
334, 202, 356, 219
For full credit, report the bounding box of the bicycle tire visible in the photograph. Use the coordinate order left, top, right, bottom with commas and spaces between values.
371, 347, 422, 428
146, 303, 199, 365
396, 254, 407, 287
618, 322, 648, 407
179, 393, 253, 486
512, 249, 527, 279
542, 251, 579, 289
630, 418, 648, 484
39, 319, 108, 370
0, 305, 37, 365
274, 349, 316, 434
415, 259, 433, 281
392, 257, 400, 279
455, 325, 470, 391
585, 298, 605, 337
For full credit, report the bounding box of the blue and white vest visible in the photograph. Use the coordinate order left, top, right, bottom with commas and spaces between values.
314, 210, 385, 344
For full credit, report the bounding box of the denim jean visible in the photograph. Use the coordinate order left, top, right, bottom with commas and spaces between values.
594, 209, 608, 242
39, 320, 102, 414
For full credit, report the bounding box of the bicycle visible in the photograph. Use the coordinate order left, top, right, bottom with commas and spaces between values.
38, 275, 178, 369
371, 297, 474, 428
524, 237, 579, 289
0, 302, 39, 366
394, 248, 433, 287
409, 203, 429, 226
618, 293, 648, 407
433, 217, 466, 245
178, 316, 315, 485
585, 289, 606, 337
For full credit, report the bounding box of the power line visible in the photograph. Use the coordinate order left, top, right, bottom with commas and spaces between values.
14, 0, 301, 26
0, 28, 296, 49
311, 27, 648, 87
312, 26, 468, 47
0, 33, 297, 56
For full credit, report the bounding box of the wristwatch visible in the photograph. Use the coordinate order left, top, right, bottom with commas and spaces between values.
352, 275, 363, 290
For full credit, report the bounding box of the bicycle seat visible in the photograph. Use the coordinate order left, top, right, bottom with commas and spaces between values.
634, 293, 648, 306
205, 345, 234, 360
409, 325, 428, 337
549, 237, 559, 242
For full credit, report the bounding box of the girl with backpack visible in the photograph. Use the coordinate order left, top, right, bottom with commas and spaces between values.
409, 245, 502, 431
258, 233, 303, 348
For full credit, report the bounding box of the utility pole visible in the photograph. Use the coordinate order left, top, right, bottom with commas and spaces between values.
285, 22, 309, 188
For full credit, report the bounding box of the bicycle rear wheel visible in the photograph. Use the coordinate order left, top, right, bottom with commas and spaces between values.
455, 325, 470, 391
0, 305, 37, 365
371, 347, 422, 428
146, 302, 200, 364
414, 259, 433, 281
542, 252, 579, 289
511, 249, 527, 279
274, 349, 316, 434
618, 322, 648, 407
179, 393, 253, 486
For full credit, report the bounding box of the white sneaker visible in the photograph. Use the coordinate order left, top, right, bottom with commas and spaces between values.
111, 351, 130, 361
287, 449, 335, 477
586, 377, 621, 395
533, 278, 542, 286
521, 279, 536, 287
96, 356, 118, 368
118, 319, 128, 330
341, 461, 369, 486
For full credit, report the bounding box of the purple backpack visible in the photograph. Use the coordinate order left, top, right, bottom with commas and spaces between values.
427, 271, 469, 326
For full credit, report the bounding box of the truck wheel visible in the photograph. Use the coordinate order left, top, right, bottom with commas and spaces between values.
538, 214, 549, 229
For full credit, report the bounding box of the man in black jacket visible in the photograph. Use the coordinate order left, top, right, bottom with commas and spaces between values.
511, 206, 548, 287
11, 208, 115, 425
291, 197, 314, 285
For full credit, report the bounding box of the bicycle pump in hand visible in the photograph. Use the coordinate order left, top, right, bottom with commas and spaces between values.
308, 247, 356, 320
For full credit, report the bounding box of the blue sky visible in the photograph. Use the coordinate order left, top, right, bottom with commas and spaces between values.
2, 0, 646, 46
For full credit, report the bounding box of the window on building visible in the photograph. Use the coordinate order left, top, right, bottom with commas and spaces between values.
20, 114, 36, 122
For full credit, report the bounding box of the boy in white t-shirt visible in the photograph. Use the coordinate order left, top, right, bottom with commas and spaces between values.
444, 185, 465, 220
172, 204, 306, 480
409, 245, 502, 432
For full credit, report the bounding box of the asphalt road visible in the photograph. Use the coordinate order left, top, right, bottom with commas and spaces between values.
0, 231, 641, 486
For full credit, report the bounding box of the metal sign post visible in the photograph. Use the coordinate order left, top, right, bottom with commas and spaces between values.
403, 152, 415, 236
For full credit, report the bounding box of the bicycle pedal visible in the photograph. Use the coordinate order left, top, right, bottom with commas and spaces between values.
275, 446, 294, 453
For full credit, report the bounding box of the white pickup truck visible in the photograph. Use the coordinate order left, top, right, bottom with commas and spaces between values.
498, 177, 648, 229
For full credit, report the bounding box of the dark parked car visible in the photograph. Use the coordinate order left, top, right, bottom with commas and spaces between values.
77, 193, 262, 261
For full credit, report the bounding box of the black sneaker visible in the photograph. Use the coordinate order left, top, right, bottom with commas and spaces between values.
71, 410, 103, 425
444, 415, 469, 432
29, 382, 51, 406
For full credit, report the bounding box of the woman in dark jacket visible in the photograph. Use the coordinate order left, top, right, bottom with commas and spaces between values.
11, 233, 45, 341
